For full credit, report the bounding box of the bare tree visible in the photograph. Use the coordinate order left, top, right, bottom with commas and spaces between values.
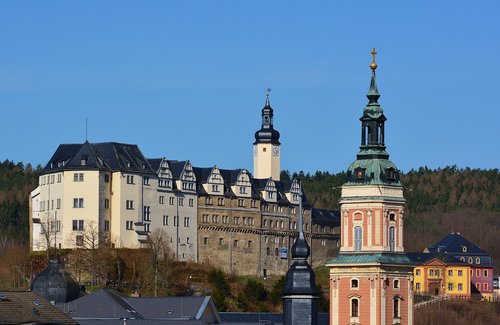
147, 228, 171, 297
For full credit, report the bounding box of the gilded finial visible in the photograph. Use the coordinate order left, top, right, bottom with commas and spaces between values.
370, 48, 378, 71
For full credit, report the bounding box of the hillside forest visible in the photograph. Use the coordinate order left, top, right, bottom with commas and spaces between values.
0, 160, 498, 308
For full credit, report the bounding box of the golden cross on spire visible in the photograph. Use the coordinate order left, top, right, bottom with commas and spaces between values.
370, 48, 378, 71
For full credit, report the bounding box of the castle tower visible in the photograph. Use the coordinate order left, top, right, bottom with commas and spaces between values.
253, 92, 281, 181
327, 49, 414, 325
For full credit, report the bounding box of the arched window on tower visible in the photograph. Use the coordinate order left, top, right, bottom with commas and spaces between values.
354, 226, 362, 251
393, 296, 402, 319
351, 298, 359, 317
389, 226, 395, 252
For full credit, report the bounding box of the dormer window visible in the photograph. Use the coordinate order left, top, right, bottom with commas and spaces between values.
212, 184, 220, 192
387, 168, 397, 181
355, 168, 365, 180
462, 246, 467, 253
80, 156, 88, 166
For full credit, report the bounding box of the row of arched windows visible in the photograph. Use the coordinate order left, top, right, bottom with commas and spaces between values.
353, 226, 396, 251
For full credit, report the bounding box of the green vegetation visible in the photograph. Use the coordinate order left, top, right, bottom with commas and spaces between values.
415, 299, 500, 325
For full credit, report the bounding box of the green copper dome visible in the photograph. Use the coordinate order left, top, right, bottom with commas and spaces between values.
345, 53, 401, 186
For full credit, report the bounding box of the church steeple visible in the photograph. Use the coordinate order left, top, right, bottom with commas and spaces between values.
254, 89, 280, 145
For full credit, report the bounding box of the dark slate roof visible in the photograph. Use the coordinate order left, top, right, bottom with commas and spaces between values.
147, 158, 164, 172
0, 291, 77, 324
311, 208, 340, 227
407, 252, 465, 266
193, 167, 213, 183
31, 260, 83, 304
426, 233, 489, 255
327, 253, 414, 266
60, 289, 221, 323
43, 141, 155, 175
219, 312, 330, 325
169, 160, 188, 179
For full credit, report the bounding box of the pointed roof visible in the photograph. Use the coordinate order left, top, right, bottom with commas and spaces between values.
254, 95, 280, 145
426, 233, 489, 255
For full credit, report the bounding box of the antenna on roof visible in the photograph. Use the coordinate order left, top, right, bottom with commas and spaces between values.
85, 118, 88, 141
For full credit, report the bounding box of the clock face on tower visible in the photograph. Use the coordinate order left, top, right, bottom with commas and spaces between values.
272, 145, 279, 156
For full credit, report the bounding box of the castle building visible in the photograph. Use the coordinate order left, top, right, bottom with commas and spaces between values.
326, 50, 414, 325
30, 95, 340, 277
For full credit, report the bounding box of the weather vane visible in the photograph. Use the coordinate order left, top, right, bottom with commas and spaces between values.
265, 87, 271, 97
370, 48, 378, 71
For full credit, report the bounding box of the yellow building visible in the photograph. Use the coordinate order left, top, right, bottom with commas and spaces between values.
409, 253, 471, 299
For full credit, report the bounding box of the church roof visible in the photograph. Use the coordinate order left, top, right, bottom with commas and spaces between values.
326, 253, 414, 266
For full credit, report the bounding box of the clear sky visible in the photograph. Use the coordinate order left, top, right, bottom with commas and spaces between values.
0, 1, 498, 174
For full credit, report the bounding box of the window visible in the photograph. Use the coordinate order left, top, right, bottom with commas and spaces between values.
430, 270, 434, 276
239, 186, 246, 194
126, 175, 134, 184
268, 192, 274, 199
104, 174, 110, 183
389, 226, 395, 251
142, 206, 150, 221
389, 213, 396, 222
219, 238, 224, 246
178, 198, 184, 206
126, 221, 134, 230
484, 283, 488, 290
76, 235, 84, 246
351, 279, 359, 288
169, 197, 175, 205
56, 198, 61, 209
248, 240, 252, 248
415, 283, 421, 291
187, 237, 190, 244
163, 215, 168, 226
144, 223, 150, 233
73, 198, 84, 208
143, 177, 150, 185
218, 198, 224, 206
458, 270, 463, 277
458, 283, 463, 291
212, 184, 219, 192
476, 257, 481, 264
184, 217, 190, 227
462, 246, 467, 253
126, 200, 134, 210
104, 220, 110, 231
394, 279, 400, 289
233, 240, 238, 248
159, 196, 165, 204
57, 174, 62, 183
448, 283, 453, 291
204, 237, 208, 245
205, 197, 212, 205
189, 199, 194, 207
251, 200, 257, 208
354, 226, 362, 251
73, 173, 84, 182
266, 247, 271, 255
238, 199, 245, 207
393, 298, 400, 318
468, 257, 473, 264
484, 270, 488, 277
448, 270, 453, 277
476, 269, 480, 277
50, 175, 55, 183
72, 219, 84, 231
477, 283, 481, 291
351, 298, 359, 317
174, 216, 178, 226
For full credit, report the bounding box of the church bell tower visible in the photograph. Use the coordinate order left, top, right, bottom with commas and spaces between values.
327, 49, 414, 325
253, 90, 281, 181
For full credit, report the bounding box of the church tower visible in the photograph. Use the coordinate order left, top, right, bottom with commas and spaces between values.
253, 91, 281, 181
327, 49, 414, 325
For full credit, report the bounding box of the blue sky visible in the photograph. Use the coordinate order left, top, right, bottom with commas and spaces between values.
0, 1, 498, 174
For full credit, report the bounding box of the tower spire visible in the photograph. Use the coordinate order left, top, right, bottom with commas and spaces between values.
367, 48, 380, 103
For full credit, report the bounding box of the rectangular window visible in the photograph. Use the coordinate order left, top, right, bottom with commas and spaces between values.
212, 184, 219, 192
184, 217, 190, 227
458, 270, 463, 276
233, 240, 238, 247
57, 174, 62, 183
126, 200, 134, 210
174, 216, 178, 226
73, 173, 84, 182
104, 174, 110, 183
126, 221, 134, 230
50, 175, 55, 183
143, 177, 150, 185
78, 220, 84, 230
430, 270, 434, 276
76, 235, 84, 246
251, 200, 257, 208
159, 196, 165, 204
187, 237, 190, 244
56, 198, 61, 209
484, 269, 488, 277
238, 199, 244, 207
239, 186, 246, 194
484, 283, 488, 290
217, 198, 224, 206
104, 199, 110, 209
169, 197, 175, 205
73, 198, 84, 208
204, 237, 208, 245
448, 283, 453, 291
458, 283, 463, 291
143, 206, 151, 221
178, 198, 184, 206
126, 175, 134, 184
189, 198, 194, 207
163, 215, 168, 226
144, 223, 150, 233
219, 238, 224, 246
72, 219, 84, 231
104, 220, 110, 231
248, 240, 252, 248
448, 270, 453, 277
476, 269, 480, 277
415, 283, 421, 290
